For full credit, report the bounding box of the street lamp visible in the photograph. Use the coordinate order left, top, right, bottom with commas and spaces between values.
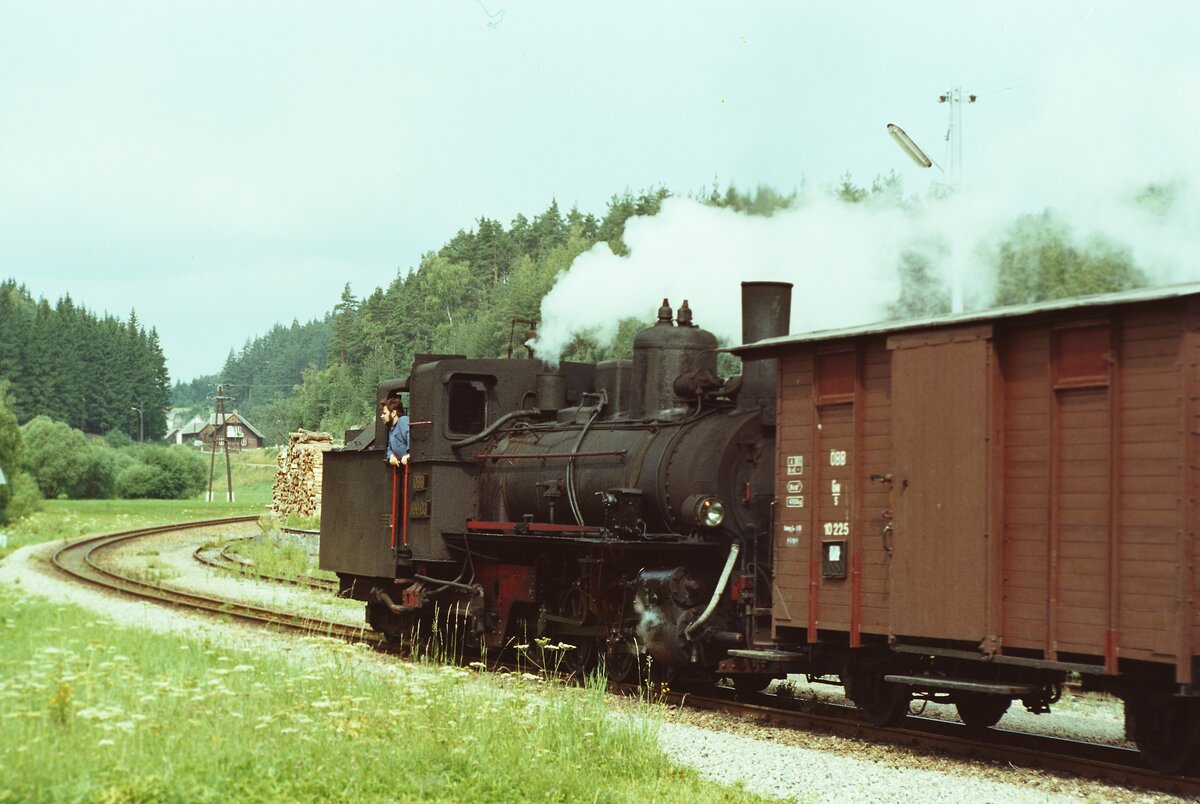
887, 123, 933, 168
130, 405, 144, 443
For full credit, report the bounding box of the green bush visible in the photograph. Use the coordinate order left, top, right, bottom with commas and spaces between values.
74, 444, 117, 499
19, 416, 116, 499
104, 427, 134, 448
0, 381, 20, 480
116, 446, 206, 500
1, 469, 42, 523
115, 464, 164, 499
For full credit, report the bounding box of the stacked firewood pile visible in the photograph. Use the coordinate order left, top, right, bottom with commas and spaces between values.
271, 430, 334, 516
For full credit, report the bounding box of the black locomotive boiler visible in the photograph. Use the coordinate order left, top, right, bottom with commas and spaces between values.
319, 282, 792, 680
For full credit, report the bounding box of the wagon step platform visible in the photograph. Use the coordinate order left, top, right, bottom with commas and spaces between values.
726, 649, 811, 661
884, 674, 1041, 696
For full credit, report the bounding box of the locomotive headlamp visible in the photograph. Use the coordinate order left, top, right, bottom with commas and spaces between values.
682, 494, 725, 528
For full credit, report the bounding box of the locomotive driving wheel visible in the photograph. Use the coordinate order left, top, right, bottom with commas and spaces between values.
605, 638, 644, 684
1129, 693, 1200, 775
558, 585, 600, 676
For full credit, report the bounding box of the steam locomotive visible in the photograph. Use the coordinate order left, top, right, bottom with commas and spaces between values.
321, 278, 1200, 775
319, 282, 791, 682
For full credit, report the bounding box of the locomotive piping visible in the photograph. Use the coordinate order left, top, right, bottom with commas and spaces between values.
684, 542, 741, 641
451, 408, 541, 449
413, 573, 484, 597
566, 396, 605, 525
373, 588, 405, 614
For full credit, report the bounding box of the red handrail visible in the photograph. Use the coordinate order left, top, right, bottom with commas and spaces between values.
390, 465, 398, 549
401, 463, 410, 548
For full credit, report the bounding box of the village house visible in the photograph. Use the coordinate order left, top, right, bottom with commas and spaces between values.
167, 411, 266, 450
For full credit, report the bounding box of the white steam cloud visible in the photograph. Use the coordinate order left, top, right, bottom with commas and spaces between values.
535, 29, 1200, 361
535, 196, 915, 356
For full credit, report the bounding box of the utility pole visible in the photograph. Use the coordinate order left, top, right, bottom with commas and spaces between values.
206, 386, 235, 503
938, 86, 976, 189
940, 86, 976, 315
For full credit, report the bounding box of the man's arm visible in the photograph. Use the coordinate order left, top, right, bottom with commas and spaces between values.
397, 417, 410, 464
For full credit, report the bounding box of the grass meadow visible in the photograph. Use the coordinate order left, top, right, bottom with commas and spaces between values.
0, 448, 773, 801
0, 585, 766, 802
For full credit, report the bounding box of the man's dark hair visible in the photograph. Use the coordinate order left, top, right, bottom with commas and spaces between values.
384, 396, 405, 416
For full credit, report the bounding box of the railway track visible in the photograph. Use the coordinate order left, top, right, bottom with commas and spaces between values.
672, 687, 1200, 798
51, 517, 373, 645
48, 519, 1200, 797
191, 537, 338, 593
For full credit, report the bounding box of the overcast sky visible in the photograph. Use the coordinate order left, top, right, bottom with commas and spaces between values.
2, 3, 1196, 381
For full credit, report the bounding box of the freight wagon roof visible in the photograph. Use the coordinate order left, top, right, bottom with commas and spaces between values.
732, 281, 1200, 355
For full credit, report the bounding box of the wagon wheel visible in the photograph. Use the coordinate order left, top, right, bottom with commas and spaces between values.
1129, 694, 1200, 775
558, 585, 599, 677
954, 693, 1011, 731
845, 671, 911, 727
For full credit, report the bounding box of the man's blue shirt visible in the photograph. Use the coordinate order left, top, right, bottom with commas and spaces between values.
387, 415, 410, 462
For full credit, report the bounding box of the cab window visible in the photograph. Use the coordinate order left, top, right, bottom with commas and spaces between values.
447, 378, 488, 435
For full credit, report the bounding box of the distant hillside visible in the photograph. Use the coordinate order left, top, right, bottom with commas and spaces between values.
171, 317, 332, 441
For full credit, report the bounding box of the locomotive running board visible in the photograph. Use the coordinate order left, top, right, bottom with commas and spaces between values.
883, 674, 1041, 696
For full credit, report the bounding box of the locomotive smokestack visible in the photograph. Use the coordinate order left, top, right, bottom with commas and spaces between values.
738, 281, 792, 416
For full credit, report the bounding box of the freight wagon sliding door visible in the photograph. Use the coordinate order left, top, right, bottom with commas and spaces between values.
1041, 322, 1122, 664
888, 327, 993, 642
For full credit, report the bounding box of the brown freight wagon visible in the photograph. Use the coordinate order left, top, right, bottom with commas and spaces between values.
733, 281, 1200, 773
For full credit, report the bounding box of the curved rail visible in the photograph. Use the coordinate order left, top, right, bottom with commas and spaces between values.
191, 538, 338, 593
51, 517, 373, 644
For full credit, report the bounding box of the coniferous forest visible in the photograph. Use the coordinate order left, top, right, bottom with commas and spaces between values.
0, 281, 171, 439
